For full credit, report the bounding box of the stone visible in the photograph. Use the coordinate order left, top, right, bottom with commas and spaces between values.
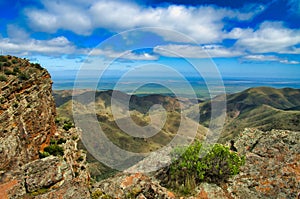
23, 156, 70, 193
227, 128, 300, 199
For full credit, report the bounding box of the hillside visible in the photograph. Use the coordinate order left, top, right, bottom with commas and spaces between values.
54, 86, 300, 179
194, 86, 300, 142
54, 89, 207, 180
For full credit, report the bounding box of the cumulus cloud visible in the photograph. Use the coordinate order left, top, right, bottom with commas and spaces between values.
24, 0, 265, 43
6, 25, 30, 42
234, 21, 300, 53
242, 54, 300, 64
0, 36, 77, 56
14, 0, 300, 60
153, 44, 242, 58
25, 0, 93, 35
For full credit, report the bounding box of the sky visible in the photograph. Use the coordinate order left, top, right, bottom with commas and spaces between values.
0, 0, 300, 84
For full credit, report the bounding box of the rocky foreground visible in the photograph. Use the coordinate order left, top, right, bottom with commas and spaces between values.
89, 129, 300, 199
0, 56, 299, 198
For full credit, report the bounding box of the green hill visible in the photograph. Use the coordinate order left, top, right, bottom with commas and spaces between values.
194, 87, 300, 142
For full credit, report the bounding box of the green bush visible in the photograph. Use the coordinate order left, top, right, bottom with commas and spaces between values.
18, 72, 29, 80
44, 144, 64, 156
0, 75, 7, 82
4, 69, 15, 76
39, 151, 50, 158
3, 61, 11, 67
12, 59, 18, 64
13, 66, 20, 74
63, 121, 74, 131
0, 56, 8, 62
57, 138, 67, 144
168, 141, 245, 194
34, 63, 43, 70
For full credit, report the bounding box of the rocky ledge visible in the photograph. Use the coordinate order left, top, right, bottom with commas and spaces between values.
90, 128, 299, 199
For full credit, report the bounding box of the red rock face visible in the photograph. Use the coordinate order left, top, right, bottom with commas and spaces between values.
0, 56, 90, 198
0, 56, 56, 171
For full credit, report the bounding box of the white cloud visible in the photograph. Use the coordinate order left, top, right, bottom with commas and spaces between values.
25, 0, 93, 35
153, 44, 242, 58
25, 0, 264, 43
0, 36, 77, 56
242, 54, 300, 64
226, 27, 253, 39
234, 22, 300, 53
90, 48, 158, 60
7, 25, 30, 42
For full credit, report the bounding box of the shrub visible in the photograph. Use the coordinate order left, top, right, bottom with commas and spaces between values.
13, 66, 20, 74
50, 139, 57, 145
34, 63, 43, 70
12, 59, 18, 64
0, 75, 7, 82
0, 56, 7, 62
3, 61, 11, 67
18, 72, 29, 80
12, 102, 18, 108
4, 69, 15, 76
57, 138, 67, 144
39, 151, 50, 158
63, 121, 74, 131
202, 144, 245, 182
91, 190, 103, 199
44, 144, 64, 156
168, 141, 245, 194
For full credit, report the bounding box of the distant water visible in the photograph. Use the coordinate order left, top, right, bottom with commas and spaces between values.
52, 76, 300, 99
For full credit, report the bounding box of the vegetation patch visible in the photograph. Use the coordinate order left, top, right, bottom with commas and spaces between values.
39, 142, 64, 158
165, 141, 245, 194
18, 72, 30, 81
0, 75, 7, 82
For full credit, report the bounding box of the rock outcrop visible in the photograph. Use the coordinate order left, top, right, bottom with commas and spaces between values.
0, 55, 56, 170
0, 56, 90, 199
90, 128, 299, 199
90, 173, 176, 199
227, 128, 300, 199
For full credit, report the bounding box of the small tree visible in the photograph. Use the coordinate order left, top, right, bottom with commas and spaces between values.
167, 141, 245, 194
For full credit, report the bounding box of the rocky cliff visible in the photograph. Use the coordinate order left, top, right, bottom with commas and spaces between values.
0, 55, 90, 198
0, 55, 56, 171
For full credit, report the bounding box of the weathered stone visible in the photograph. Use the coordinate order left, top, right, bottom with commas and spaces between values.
91, 172, 176, 199
227, 128, 300, 199
23, 156, 70, 193
191, 183, 228, 199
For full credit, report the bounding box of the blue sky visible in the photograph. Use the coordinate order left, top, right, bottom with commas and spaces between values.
0, 0, 300, 81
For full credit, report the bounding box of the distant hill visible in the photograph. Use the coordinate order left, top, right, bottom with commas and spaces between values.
54, 86, 300, 178
54, 86, 300, 144
194, 87, 300, 142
